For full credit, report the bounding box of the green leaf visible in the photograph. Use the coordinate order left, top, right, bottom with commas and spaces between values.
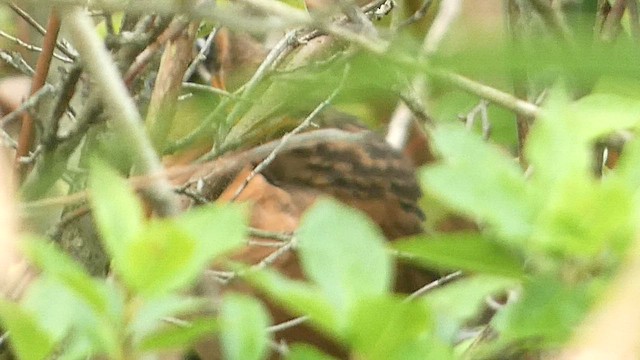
175, 202, 247, 260
0, 301, 53, 360
424, 275, 516, 341
113, 202, 246, 297
22, 277, 122, 359
532, 178, 634, 258
393, 233, 525, 278
494, 276, 593, 346
220, 294, 271, 360
297, 199, 393, 313
130, 295, 206, 340
569, 93, 640, 140
115, 221, 197, 296
347, 296, 438, 360
89, 160, 144, 259
24, 238, 112, 316
139, 316, 217, 352
287, 344, 339, 360
247, 270, 338, 334
421, 124, 534, 241
527, 90, 640, 189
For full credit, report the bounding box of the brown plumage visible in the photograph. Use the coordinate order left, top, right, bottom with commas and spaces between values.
192, 128, 426, 359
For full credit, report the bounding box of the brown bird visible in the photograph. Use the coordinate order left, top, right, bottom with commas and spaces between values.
187, 123, 428, 359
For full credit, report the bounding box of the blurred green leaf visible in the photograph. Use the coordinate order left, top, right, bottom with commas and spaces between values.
297, 199, 393, 314
528, 90, 640, 189
89, 160, 144, 260
424, 275, 516, 341
532, 178, 634, 258
573, 92, 638, 137
174, 202, 247, 260
421, 125, 534, 240
287, 344, 339, 360
347, 296, 441, 360
22, 278, 121, 359
247, 270, 338, 335
25, 238, 113, 317
494, 277, 593, 346
130, 295, 206, 340
393, 233, 524, 278
0, 301, 53, 360
113, 202, 246, 297
116, 221, 196, 296
221, 294, 271, 360
140, 316, 217, 352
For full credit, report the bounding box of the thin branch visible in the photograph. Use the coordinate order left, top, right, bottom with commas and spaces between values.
22, 129, 369, 211
396, 0, 434, 30
0, 30, 73, 63
527, 0, 575, 45
267, 316, 309, 333
123, 17, 190, 87
0, 84, 54, 128
404, 270, 463, 302
181, 82, 236, 98
216, 29, 301, 144
429, 70, 541, 119
42, 66, 82, 148
248, 228, 293, 242
146, 20, 198, 150
183, 27, 218, 82
15, 10, 61, 180
63, 7, 180, 216
387, 0, 460, 149
7, 1, 78, 60
0, 50, 35, 75
227, 65, 349, 201
460, 99, 491, 140
600, 0, 627, 42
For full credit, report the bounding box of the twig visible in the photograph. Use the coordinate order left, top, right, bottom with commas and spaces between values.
248, 228, 293, 242
386, 0, 460, 149
429, 70, 540, 119
600, 0, 627, 42
17, 145, 41, 164
396, 0, 434, 30
0, 50, 35, 75
217, 29, 301, 143
42, 66, 82, 148
146, 20, 198, 149
183, 27, 218, 82
63, 7, 180, 217
21, 128, 370, 211
404, 270, 463, 302
123, 17, 190, 87
527, 0, 574, 45
7, 2, 78, 60
15, 10, 61, 180
0, 84, 54, 128
505, 0, 532, 169
228, 65, 349, 201
47, 206, 91, 241
0, 130, 16, 149
181, 82, 236, 98
460, 100, 491, 140
0, 30, 73, 63
267, 316, 309, 333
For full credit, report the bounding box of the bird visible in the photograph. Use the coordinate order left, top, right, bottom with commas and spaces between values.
184, 118, 429, 359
